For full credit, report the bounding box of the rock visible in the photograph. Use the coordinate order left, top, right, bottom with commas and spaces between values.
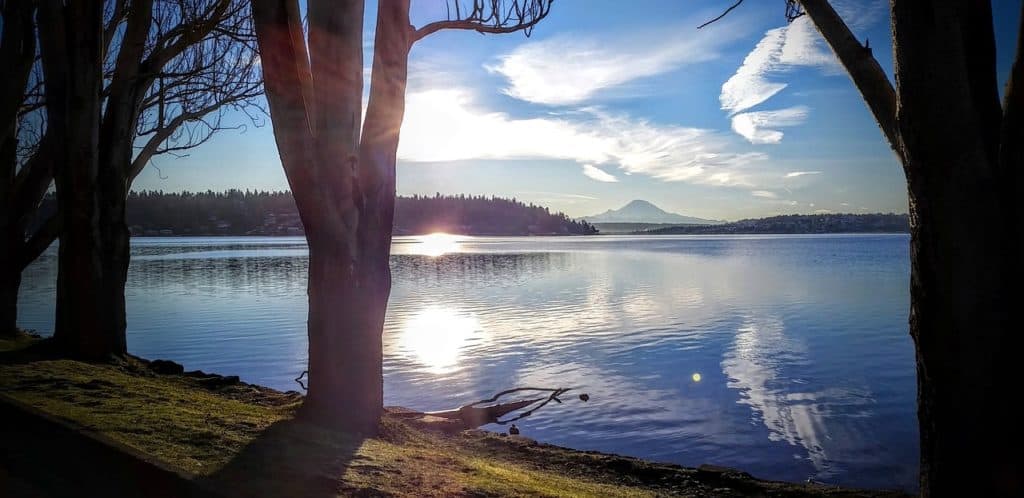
696, 464, 752, 480
149, 359, 184, 375
194, 375, 240, 388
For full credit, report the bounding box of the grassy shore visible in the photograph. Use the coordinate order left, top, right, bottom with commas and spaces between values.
0, 334, 907, 497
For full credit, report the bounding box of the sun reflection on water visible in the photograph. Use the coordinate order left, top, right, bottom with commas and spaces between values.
398, 307, 481, 373
410, 232, 461, 257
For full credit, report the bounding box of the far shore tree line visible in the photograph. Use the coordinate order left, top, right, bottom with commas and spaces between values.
29, 190, 599, 236
2, 0, 1022, 495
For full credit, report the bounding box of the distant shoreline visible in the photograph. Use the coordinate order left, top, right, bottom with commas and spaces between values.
123, 231, 910, 238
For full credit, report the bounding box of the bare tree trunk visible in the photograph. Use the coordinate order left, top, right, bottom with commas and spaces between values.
1, 0, 38, 337
0, 234, 19, 336
892, 2, 1019, 495
0, 136, 18, 337
906, 170, 1014, 496
254, 0, 549, 432
308, 0, 412, 430
302, 245, 383, 432
253, 0, 379, 432
359, 0, 410, 271
39, 0, 120, 359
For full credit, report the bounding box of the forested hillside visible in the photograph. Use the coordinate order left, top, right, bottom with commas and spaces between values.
33, 191, 596, 236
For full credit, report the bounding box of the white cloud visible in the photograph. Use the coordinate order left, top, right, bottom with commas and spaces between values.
778, 17, 838, 70
582, 164, 618, 183
752, 190, 778, 199
721, 17, 840, 116
489, 22, 742, 106
398, 88, 766, 186
720, 27, 788, 115
785, 170, 821, 178
731, 106, 809, 144
720, 4, 885, 142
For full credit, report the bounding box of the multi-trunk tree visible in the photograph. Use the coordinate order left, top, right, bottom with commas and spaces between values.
10, 0, 262, 356
708, 1, 1024, 495
251, 0, 552, 431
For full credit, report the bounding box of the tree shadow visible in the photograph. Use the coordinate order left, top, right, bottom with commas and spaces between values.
199, 417, 367, 498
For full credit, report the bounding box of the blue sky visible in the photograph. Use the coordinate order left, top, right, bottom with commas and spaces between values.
132, 0, 1024, 221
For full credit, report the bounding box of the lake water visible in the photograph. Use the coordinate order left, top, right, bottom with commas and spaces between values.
17, 234, 918, 491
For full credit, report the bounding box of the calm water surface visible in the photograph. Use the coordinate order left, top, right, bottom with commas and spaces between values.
18, 234, 918, 491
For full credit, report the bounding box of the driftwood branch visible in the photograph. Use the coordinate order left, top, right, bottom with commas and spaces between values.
426, 387, 577, 426
296, 371, 588, 431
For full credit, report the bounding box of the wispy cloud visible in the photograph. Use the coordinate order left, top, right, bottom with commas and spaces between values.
720, 2, 885, 143
582, 164, 618, 183
731, 106, 809, 144
489, 21, 743, 106
721, 16, 844, 116
398, 88, 766, 186
518, 191, 598, 200
720, 26, 789, 115
785, 170, 821, 178
751, 190, 778, 199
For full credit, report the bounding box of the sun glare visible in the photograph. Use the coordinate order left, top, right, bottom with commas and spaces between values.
412, 232, 461, 257
398, 307, 481, 374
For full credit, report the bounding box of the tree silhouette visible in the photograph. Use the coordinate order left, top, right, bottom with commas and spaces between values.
251, 0, 553, 431
22, 0, 263, 358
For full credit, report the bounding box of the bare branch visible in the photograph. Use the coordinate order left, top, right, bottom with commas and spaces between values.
697, 0, 744, 30
413, 0, 553, 42
124, 0, 264, 182
697, 0, 804, 29
798, 0, 902, 163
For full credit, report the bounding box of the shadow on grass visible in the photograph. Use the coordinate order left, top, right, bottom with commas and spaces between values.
199, 416, 368, 498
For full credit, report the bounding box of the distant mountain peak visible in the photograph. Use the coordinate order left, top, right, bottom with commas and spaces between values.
582, 200, 721, 225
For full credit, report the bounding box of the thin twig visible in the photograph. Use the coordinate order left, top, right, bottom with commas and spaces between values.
697, 0, 744, 29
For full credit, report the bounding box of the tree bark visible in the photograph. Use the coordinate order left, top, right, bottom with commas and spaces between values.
302, 245, 383, 432
88, 0, 155, 358
0, 0, 39, 337
39, 0, 120, 359
1, 134, 18, 337
891, 2, 1018, 495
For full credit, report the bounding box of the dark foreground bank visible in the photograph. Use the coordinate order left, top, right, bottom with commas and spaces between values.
0, 334, 907, 497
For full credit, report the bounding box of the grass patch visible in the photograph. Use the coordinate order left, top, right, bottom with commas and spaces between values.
0, 330, 40, 352
0, 358, 293, 474
465, 458, 655, 497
